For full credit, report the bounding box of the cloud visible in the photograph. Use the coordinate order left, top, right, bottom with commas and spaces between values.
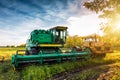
66, 13, 104, 36
0, 18, 45, 46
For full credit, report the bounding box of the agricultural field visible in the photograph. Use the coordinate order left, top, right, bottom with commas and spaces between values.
0, 47, 25, 60
0, 47, 120, 80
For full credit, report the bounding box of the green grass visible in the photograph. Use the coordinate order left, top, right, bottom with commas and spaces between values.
0, 47, 120, 80
0, 62, 20, 80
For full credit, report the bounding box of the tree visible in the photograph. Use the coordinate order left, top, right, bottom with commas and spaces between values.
17, 44, 26, 47
84, 0, 120, 46
64, 35, 82, 48
84, 0, 120, 16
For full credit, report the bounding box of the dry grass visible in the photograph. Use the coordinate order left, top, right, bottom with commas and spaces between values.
0, 47, 25, 60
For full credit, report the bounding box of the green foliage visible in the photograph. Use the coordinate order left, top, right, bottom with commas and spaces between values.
65, 35, 82, 48
0, 62, 19, 80
22, 66, 46, 80
43, 66, 51, 78
84, 0, 120, 17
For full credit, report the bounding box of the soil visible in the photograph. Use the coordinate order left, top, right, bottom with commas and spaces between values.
48, 64, 116, 80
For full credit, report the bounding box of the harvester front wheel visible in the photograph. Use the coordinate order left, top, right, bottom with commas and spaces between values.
25, 50, 30, 55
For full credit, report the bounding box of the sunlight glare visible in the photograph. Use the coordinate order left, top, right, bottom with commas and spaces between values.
116, 21, 120, 29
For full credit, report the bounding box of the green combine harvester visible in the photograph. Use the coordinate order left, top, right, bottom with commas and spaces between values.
11, 26, 91, 68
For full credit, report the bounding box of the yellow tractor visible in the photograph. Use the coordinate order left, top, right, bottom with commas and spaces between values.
81, 34, 113, 57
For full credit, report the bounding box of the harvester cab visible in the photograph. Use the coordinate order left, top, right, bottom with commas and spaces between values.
49, 26, 67, 44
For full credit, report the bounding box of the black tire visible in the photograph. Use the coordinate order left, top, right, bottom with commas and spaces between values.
101, 53, 106, 58
85, 47, 95, 58
25, 50, 30, 55
31, 48, 38, 55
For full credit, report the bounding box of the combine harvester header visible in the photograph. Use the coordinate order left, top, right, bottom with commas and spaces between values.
11, 26, 91, 68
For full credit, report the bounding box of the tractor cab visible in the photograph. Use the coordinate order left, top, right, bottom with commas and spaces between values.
49, 26, 68, 44
82, 34, 100, 47
82, 34, 113, 54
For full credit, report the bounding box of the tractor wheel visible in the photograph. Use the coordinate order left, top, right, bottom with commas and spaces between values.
84, 47, 94, 59
101, 53, 106, 58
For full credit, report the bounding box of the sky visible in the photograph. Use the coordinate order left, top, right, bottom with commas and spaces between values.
0, 0, 104, 46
